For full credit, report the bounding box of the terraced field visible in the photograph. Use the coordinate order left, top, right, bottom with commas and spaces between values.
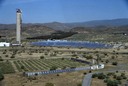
13, 59, 86, 72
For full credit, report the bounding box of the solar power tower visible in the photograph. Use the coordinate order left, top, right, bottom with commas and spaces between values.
16, 9, 22, 44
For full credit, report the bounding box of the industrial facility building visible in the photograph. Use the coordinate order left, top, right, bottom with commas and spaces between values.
0, 42, 10, 47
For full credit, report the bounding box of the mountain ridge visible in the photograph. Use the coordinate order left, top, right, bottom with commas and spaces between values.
1, 18, 128, 30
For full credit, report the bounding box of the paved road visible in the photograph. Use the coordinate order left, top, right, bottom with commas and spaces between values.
82, 73, 92, 86
82, 69, 127, 86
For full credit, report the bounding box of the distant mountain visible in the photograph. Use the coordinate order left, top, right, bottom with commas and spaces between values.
43, 22, 71, 31
43, 18, 128, 30
75, 18, 128, 27
70, 27, 92, 33
1, 18, 128, 31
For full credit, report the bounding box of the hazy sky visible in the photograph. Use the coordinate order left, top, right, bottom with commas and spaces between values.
0, 0, 128, 24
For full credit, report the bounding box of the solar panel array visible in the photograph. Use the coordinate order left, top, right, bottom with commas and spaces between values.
24, 67, 90, 77
32, 41, 112, 48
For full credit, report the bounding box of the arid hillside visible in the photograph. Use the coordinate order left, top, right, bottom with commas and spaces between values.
0, 25, 56, 41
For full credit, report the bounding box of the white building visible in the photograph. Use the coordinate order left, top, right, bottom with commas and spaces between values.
0, 42, 10, 47
90, 64, 104, 70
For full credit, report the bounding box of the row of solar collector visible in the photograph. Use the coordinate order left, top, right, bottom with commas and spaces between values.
24, 67, 90, 77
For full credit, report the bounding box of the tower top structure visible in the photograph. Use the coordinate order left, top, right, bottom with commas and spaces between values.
16, 9, 22, 13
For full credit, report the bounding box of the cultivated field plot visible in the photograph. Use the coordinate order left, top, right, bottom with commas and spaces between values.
13, 59, 86, 72
0, 61, 15, 74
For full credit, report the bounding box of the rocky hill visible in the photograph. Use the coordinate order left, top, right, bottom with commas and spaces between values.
0, 24, 56, 40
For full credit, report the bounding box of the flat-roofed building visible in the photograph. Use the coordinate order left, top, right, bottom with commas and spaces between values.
0, 42, 10, 47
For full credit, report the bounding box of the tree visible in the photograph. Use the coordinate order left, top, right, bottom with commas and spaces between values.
21, 66, 25, 70
107, 80, 119, 86
83, 72, 87, 75
10, 55, 15, 58
92, 73, 98, 78
61, 58, 64, 60
40, 56, 45, 59
97, 73, 106, 79
0, 58, 3, 61
111, 56, 115, 59
83, 55, 93, 59
116, 76, 122, 80
106, 60, 109, 63
112, 62, 118, 66
50, 66, 57, 70
5, 55, 9, 57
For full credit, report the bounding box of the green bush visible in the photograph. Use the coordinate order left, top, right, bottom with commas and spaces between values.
111, 56, 115, 59
89, 70, 92, 73
104, 79, 111, 83
106, 60, 109, 63
61, 58, 64, 60
112, 62, 118, 66
113, 75, 117, 79
62, 66, 66, 69
3, 52, 6, 54
50, 66, 57, 70
107, 80, 118, 86
116, 71, 118, 73
56, 74, 59, 76
104, 53, 108, 56
45, 83, 54, 86
10, 55, 15, 58
92, 73, 98, 78
122, 76, 127, 79
21, 66, 25, 69
40, 56, 44, 59
72, 54, 77, 57
107, 73, 114, 76
116, 76, 122, 80
83, 55, 93, 59
0, 68, 4, 81
83, 72, 87, 75
92, 73, 106, 79
0, 58, 3, 61
86, 55, 93, 59
97, 73, 106, 79
121, 73, 125, 77
5, 55, 9, 57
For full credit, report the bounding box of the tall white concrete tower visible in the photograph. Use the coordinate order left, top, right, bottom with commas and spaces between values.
16, 9, 22, 44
